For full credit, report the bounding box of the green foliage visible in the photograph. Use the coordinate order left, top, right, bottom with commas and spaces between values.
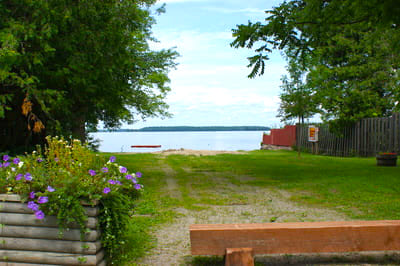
0, 136, 143, 264
99, 192, 132, 265
231, 0, 400, 128
0, 0, 178, 151
278, 57, 318, 123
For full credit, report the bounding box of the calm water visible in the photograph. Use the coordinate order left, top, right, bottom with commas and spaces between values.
90, 131, 267, 153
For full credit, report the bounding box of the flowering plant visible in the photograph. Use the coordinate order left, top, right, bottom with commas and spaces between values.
0, 136, 143, 263
378, 152, 397, 156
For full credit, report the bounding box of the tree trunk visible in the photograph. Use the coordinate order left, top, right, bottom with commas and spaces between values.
298, 116, 301, 158
71, 108, 87, 142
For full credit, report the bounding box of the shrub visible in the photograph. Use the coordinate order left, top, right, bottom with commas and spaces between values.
0, 136, 143, 264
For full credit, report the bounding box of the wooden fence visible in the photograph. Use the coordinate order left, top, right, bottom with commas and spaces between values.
296, 113, 400, 157
263, 125, 296, 147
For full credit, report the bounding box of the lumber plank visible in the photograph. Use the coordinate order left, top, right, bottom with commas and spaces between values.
0, 249, 104, 265
0, 213, 98, 229
0, 201, 99, 217
0, 262, 60, 266
190, 221, 400, 255
225, 248, 254, 266
0, 194, 21, 202
0, 225, 99, 241
0, 237, 101, 254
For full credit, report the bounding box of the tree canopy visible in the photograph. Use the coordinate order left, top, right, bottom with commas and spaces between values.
231, 0, 400, 127
277, 57, 317, 124
0, 0, 177, 152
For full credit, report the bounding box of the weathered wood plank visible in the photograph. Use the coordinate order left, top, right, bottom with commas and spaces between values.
0, 200, 99, 217
0, 194, 99, 207
0, 202, 30, 214
190, 220, 400, 255
0, 263, 60, 266
0, 249, 104, 265
0, 213, 98, 229
0, 237, 101, 255
0, 194, 21, 202
0, 225, 99, 241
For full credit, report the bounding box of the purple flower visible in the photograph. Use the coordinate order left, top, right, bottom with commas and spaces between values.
3, 155, 9, 161
132, 178, 137, 184
101, 167, 109, 173
37, 158, 44, 163
116, 180, 122, 185
29, 191, 35, 199
15, 174, 23, 181
119, 166, 127, 174
0, 163, 2, 168
109, 156, 116, 163
47, 186, 55, 192
89, 169, 96, 176
37, 196, 48, 204
35, 210, 45, 219
3, 162, 10, 168
136, 172, 142, 178
103, 187, 111, 194
125, 174, 133, 180
24, 172, 32, 181
13, 157, 20, 164
27, 201, 39, 211
134, 184, 142, 190
108, 179, 116, 185
54, 157, 59, 162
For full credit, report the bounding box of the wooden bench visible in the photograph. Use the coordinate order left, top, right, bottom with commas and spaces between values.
190, 220, 400, 266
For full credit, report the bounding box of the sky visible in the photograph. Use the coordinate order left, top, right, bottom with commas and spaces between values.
131, 0, 287, 129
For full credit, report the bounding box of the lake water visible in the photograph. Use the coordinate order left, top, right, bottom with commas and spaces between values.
90, 131, 267, 153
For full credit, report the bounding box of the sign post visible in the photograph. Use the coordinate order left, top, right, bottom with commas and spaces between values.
308, 125, 319, 154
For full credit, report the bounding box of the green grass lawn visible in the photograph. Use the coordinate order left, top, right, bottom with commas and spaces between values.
108, 150, 400, 263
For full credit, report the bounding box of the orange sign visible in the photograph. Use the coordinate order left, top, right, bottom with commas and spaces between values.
308, 125, 318, 142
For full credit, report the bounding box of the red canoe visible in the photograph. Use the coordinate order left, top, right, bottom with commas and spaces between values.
131, 145, 162, 148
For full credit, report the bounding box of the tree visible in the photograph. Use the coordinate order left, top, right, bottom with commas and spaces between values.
278, 57, 317, 124
0, 0, 178, 152
278, 57, 317, 156
231, 0, 400, 128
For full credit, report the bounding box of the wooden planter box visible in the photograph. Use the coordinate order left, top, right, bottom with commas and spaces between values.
376, 154, 397, 166
0, 194, 105, 265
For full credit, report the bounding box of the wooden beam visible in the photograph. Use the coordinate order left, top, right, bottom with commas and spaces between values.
0, 237, 101, 254
0, 225, 99, 241
190, 220, 400, 255
225, 248, 254, 266
0, 213, 98, 229
0, 200, 99, 217
0, 249, 104, 265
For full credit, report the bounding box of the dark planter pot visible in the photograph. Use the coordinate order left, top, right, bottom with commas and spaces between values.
376, 154, 397, 166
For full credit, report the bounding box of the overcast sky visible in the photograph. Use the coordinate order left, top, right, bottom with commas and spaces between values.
131, 0, 287, 128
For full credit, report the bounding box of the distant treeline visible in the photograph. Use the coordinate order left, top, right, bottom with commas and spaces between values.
95, 126, 271, 132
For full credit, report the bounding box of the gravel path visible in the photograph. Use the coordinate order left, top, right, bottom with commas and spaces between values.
134, 152, 399, 265
136, 160, 355, 265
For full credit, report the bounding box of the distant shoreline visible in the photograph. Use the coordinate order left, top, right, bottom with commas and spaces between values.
92, 126, 270, 133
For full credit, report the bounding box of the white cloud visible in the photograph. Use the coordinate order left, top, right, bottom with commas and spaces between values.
167, 82, 280, 108
157, 0, 208, 3
150, 30, 233, 52
140, 1, 289, 128
203, 7, 266, 14
169, 63, 285, 80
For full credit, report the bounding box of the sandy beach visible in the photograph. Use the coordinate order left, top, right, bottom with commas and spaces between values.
123, 148, 249, 156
